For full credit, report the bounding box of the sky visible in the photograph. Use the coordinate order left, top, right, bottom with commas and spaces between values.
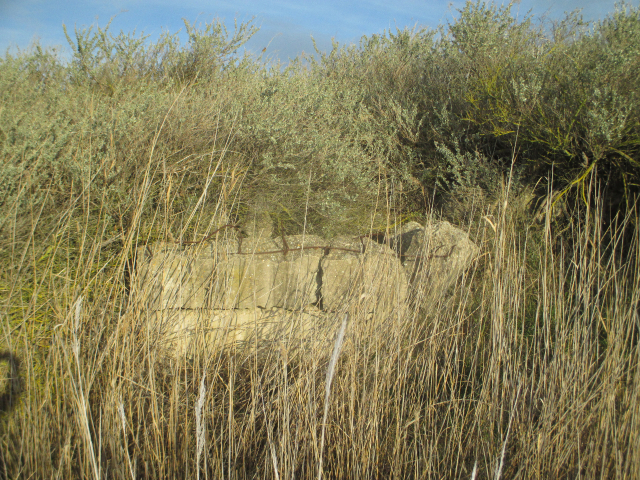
0, 0, 634, 64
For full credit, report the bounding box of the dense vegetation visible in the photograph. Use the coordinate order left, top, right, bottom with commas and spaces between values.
0, 1, 638, 478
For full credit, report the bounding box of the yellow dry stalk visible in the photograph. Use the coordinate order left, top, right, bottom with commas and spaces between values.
552, 156, 600, 210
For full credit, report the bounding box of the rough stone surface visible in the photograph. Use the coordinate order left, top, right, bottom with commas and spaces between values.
145, 307, 331, 356
320, 237, 407, 313
131, 221, 478, 354
209, 235, 324, 310
392, 221, 479, 302
241, 208, 273, 239
135, 242, 213, 310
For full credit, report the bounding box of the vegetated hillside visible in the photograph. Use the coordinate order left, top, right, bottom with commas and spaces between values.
0, 1, 638, 478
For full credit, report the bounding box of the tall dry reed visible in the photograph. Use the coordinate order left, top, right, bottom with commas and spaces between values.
1, 163, 638, 478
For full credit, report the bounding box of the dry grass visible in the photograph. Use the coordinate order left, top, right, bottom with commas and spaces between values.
0, 160, 638, 478
1, 4, 639, 477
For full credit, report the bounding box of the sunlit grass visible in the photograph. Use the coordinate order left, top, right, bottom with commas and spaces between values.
1, 1, 639, 477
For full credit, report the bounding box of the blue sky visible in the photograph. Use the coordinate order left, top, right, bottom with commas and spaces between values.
0, 0, 634, 63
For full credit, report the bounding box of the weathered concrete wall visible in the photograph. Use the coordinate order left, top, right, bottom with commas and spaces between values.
142, 307, 328, 356
130, 221, 478, 354
392, 221, 479, 304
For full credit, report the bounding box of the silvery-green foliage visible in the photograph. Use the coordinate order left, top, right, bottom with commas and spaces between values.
586, 87, 633, 146
0, 16, 260, 241
1, 0, 639, 245
62, 16, 258, 91
511, 74, 543, 106
434, 139, 502, 194
0, 53, 75, 211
